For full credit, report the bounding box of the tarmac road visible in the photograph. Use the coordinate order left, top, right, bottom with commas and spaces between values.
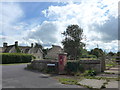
2, 64, 85, 88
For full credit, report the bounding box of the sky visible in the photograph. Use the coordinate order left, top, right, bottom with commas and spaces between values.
0, 0, 119, 52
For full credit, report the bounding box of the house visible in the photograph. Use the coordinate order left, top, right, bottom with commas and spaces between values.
45, 45, 64, 60
1, 41, 43, 59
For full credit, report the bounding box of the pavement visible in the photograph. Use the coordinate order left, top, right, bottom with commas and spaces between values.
78, 65, 119, 89
78, 79, 119, 89
106, 81, 119, 88
2, 64, 85, 88
78, 79, 106, 88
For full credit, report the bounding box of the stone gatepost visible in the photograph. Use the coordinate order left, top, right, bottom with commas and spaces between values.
58, 53, 67, 74
100, 55, 106, 72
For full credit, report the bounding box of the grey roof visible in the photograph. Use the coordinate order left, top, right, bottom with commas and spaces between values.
3, 45, 14, 53
1, 44, 43, 54
19, 46, 31, 53
29, 47, 43, 53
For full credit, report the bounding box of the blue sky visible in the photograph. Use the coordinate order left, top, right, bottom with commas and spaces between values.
0, 0, 119, 52
17, 2, 67, 24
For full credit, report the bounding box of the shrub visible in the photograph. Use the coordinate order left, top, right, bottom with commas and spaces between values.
0, 53, 33, 64
83, 70, 97, 76
81, 54, 97, 58
65, 61, 85, 74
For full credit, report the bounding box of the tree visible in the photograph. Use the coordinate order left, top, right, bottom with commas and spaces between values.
107, 51, 115, 56
117, 51, 120, 56
34, 43, 43, 49
90, 48, 105, 58
42, 48, 49, 59
62, 24, 85, 60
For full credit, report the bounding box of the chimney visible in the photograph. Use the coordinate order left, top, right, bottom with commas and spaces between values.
15, 41, 18, 46
3, 42, 7, 47
31, 43, 33, 47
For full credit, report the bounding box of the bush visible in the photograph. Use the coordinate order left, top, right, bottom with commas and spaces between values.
83, 70, 97, 76
0, 53, 33, 64
81, 55, 97, 58
65, 61, 85, 74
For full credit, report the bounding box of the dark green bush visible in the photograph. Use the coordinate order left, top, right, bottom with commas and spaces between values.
81, 54, 97, 58
0, 53, 33, 64
83, 70, 97, 76
65, 61, 85, 74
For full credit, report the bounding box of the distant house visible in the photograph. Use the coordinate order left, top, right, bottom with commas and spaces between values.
45, 45, 64, 60
1, 41, 43, 59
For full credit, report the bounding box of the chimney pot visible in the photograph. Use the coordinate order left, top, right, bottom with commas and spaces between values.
15, 41, 18, 46
31, 43, 33, 47
3, 42, 7, 47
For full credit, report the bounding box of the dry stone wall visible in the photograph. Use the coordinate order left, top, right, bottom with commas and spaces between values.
27, 59, 104, 73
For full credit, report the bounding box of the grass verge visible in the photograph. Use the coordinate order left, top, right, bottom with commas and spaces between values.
1, 63, 30, 65
59, 78, 78, 85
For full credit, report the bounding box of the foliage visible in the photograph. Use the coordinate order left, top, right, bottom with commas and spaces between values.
81, 54, 97, 59
117, 51, 120, 56
59, 78, 78, 85
0, 53, 33, 64
62, 24, 85, 60
107, 52, 115, 56
106, 63, 116, 67
15, 44, 21, 53
42, 48, 49, 59
83, 70, 97, 76
89, 48, 105, 58
34, 43, 43, 49
65, 61, 85, 74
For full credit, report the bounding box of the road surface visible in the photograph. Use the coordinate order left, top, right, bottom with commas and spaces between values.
2, 64, 85, 88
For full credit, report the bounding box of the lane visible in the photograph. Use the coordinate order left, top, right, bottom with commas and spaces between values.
2, 64, 85, 88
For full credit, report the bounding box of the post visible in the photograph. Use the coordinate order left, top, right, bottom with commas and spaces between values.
58, 53, 67, 74
100, 55, 106, 72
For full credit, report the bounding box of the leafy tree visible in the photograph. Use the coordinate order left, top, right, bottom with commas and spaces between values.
90, 48, 105, 58
43, 48, 49, 59
117, 51, 120, 56
34, 43, 43, 49
107, 51, 115, 56
62, 25, 85, 60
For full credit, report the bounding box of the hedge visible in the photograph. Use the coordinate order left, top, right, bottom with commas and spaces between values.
0, 53, 33, 64
65, 61, 85, 74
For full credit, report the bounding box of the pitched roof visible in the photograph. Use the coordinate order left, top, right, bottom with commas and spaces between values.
29, 47, 43, 53
3, 45, 14, 53
1, 43, 43, 54
19, 46, 31, 53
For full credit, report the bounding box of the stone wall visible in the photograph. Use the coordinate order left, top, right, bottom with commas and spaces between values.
27, 60, 58, 72
79, 60, 101, 73
27, 59, 104, 73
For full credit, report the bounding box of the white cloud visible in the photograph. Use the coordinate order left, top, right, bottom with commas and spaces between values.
1, 1, 118, 52
28, 0, 118, 52
0, 2, 25, 46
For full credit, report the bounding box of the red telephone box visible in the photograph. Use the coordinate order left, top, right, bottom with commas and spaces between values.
58, 53, 67, 74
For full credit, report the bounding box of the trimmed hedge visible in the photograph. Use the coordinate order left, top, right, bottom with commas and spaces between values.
0, 53, 33, 64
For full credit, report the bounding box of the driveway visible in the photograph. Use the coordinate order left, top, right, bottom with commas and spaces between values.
2, 64, 85, 88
